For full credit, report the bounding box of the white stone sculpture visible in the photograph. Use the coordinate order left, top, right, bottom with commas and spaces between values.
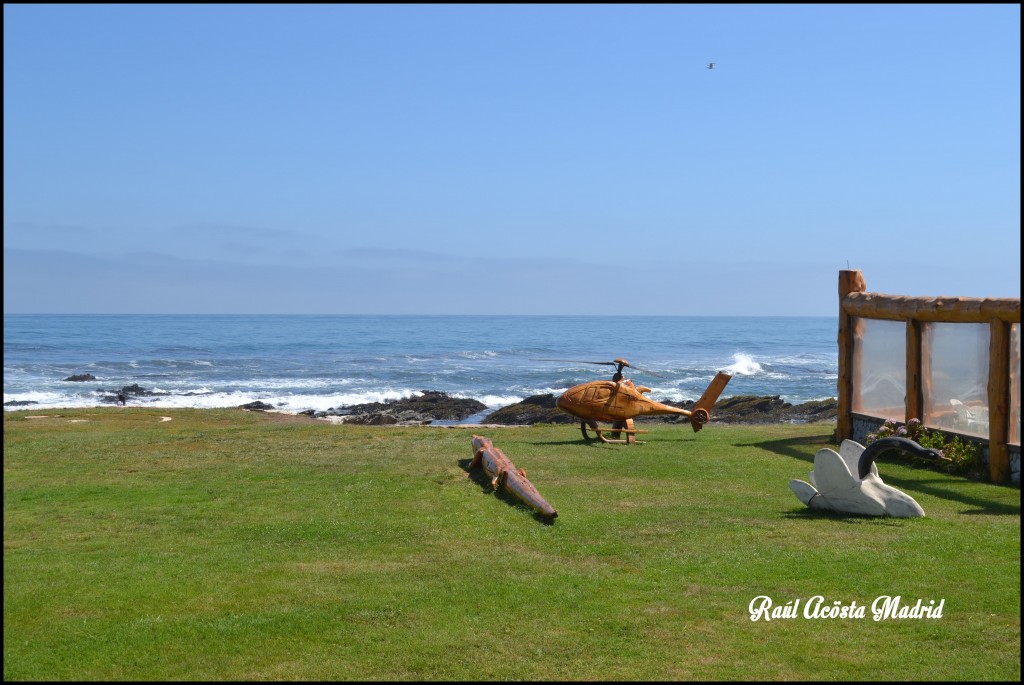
789, 438, 942, 518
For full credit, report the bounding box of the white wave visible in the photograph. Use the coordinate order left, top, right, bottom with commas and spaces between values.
137, 392, 274, 409
216, 377, 359, 391
456, 350, 499, 359
471, 394, 525, 408
319, 388, 422, 406
520, 386, 570, 396
120, 377, 361, 393
723, 353, 763, 376
270, 396, 359, 412
4, 390, 78, 405
773, 353, 834, 366
646, 388, 699, 403
3, 387, 426, 413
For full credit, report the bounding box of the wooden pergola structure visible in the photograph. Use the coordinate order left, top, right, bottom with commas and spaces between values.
837, 270, 1021, 482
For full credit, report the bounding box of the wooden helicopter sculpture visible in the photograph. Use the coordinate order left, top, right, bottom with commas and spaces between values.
549, 358, 733, 444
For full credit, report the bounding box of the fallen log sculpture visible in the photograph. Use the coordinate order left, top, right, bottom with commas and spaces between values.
470, 435, 558, 519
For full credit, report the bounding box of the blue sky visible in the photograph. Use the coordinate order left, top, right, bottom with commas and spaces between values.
4, 4, 1020, 315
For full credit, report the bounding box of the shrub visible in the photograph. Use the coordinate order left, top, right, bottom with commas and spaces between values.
866, 418, 985, 479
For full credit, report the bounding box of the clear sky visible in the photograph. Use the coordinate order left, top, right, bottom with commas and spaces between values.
4, 4, 1020, 315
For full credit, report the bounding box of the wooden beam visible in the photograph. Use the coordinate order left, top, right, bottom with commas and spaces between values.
843, 292, 1020, 323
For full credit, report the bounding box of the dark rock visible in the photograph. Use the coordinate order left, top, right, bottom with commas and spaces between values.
712, 395, 837, 424
709, 395, 790, 421
240, 401, 275, 411
337, 410, 431, 426
789, 398, 840, 422
636, 395, 837, 425
339, 391, 485, 422
343, 412, 400, 425
483, 394, 574, 425
4, 400, 39, 406
98, 384, 169, 404
317, 408, 352, 418
64, 373, 97, 382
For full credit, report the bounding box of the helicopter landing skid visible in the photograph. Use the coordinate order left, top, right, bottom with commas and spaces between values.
581, 419, 648, 445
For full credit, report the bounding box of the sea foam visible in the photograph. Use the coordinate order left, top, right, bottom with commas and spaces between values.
724, 353, 763, 376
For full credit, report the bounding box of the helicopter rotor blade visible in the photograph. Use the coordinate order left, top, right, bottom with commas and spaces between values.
623, 363, 664, 378
534, 358, 665, 377
534, 358, 617, 366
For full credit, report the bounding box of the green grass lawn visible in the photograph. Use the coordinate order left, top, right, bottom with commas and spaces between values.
4, 409, 1020, 681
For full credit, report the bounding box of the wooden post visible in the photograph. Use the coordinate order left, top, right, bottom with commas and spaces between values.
1012, 325, 1021, 446
838, 270, 867, 442
988, 319, 1010, 482
905, 319, 923, 423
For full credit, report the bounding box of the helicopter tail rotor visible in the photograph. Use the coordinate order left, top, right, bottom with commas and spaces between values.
689, 372, 733, 432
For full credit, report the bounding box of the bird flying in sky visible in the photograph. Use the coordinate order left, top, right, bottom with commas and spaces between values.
707, 62, 715, 69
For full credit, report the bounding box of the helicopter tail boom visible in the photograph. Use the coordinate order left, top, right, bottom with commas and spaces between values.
689, 372, 733, 432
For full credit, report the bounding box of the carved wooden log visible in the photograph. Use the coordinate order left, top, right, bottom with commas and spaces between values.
470, 435, 558, 519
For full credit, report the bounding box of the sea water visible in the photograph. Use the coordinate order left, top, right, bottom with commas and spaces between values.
3, 314, 838, 414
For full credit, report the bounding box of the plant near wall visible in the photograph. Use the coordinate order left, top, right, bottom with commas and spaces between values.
866, 418, 984, 479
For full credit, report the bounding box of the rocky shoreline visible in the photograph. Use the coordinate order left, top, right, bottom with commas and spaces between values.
7, 384, 837, 425
277, 390, 838, 426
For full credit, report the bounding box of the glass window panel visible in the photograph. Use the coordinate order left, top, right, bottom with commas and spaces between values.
1011, 323, 1020, 446
852, 317, 905, 420
924, 322, 989, 437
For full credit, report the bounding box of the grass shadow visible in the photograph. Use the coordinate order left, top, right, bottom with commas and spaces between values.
456, 457, 556, 525
735, 434, 831, 465
528, 436, 611, 447
781, 506, 912, 526
873, 471, 1021, 516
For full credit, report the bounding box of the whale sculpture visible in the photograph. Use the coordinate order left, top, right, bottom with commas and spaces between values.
789, 437, 943, 517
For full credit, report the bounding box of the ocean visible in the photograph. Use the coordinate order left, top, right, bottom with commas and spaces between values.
3, 315, 839, 415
